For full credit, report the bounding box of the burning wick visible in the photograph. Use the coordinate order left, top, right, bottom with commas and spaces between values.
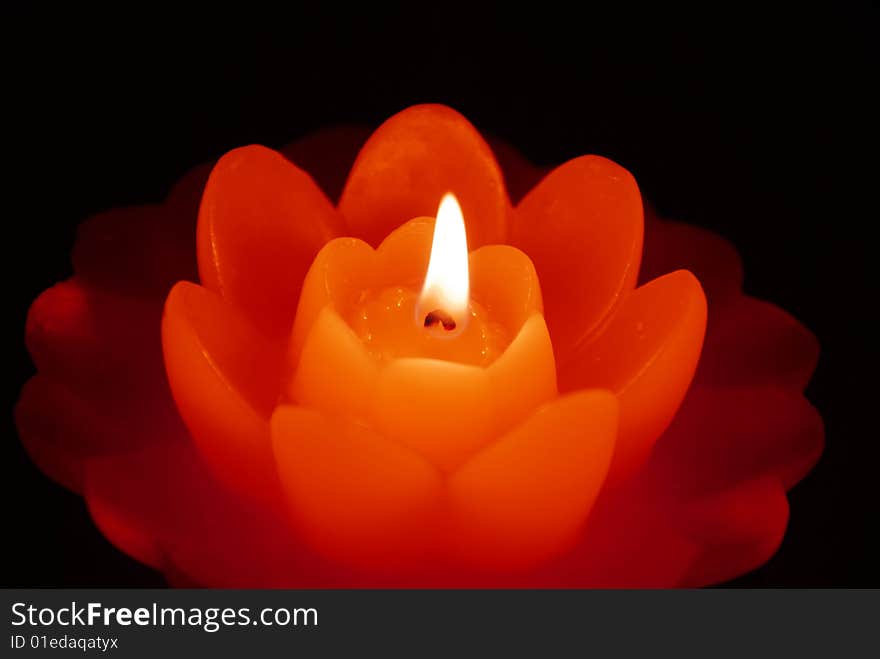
424, 309, 457, 331
418, 193, 470, 334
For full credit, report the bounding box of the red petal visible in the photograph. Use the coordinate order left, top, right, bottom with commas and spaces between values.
162, 281, 285, 502
338, 104, 510, 248
678, 476, 789, 586
280, 125, 372, 203
84, 441, 318, 586
645, 385, 824, 493
533, 489, 699, 587
15, 375, 185, 493
513, 156, 643, 363
25, 278, 168, 400
559, 271, 707, 482
641, 212, 743, 305
72, 173, 202, 299
697, 295, 819, 390
486, 137, 546, 204
197, 145, 346, 337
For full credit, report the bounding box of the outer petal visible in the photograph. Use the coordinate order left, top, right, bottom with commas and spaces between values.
513, 156, 644, 363
84, 440, 316, 587
197, 145, 346, 337
280, 125, 371, 203
486, 137, 546, 204
15, 376, 182, 493
559, 271, 707, 482
523, 487, 699, 588
339, 104, 510, 248
641, 210, 743, 305
272, 405, 443, 572
644, 386, 824, 494
162, 281, 285, 503
71, 162, 208, 298
448, 390, 617, 571
678, 476, 790, 586
696, 295, 819, 390
25, 278, 168, 398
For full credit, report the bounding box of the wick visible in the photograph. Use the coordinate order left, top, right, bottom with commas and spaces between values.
424, 309, 457, 332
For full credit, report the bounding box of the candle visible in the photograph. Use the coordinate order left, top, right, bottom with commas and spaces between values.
162, 105, 705, 572
19, 103, 821, 586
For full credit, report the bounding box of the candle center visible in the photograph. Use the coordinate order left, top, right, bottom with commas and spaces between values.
341, 194, 511, 366
345, 286, 506, 366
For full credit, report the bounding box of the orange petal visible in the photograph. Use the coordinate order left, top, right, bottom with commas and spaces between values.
512, 155, 644, 363
197, 145, 346, 337
448, 390, 617, 571
469, 244, 543, 332
290, 307, 379, 422
372, 358, 494, 472
288, 237, 377, 367
272, 405, 443, 571
559, 270, 707, 482
339, 104, 510, 248
696, 295, 819, 390
162, 281, 284, 502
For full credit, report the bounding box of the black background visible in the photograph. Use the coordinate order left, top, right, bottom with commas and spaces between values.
3, 5, 877, 587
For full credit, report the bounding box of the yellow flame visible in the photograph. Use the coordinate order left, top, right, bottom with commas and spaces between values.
420, 193, 469, 320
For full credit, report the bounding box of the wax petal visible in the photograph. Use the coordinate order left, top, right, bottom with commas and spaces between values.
72, 162, 206, 298
290, 307, 379, 422
372, 359, 494, 472
486, 137, 547, 204
272, 405, 443, 571
696, 295, 819, 390
524, 487, 699, 587
162, 281, 284, 502
559, 271, 707, 482
280, 125, 372, 202
84, 440, 310, 586
339, 104, 510, 248
374, 217, 435, 285
645, 386, 824, 493
641, 211, 743, 305
26, 278, 168, 399
73, 205, 199, 299
288, 237, 377, 367
165, 162, 213, 218
448, 390, 617, 571
197, 145, 346, 337
513, 156, 644, 364
678, 476, 789, 586
16, 376, 108, 492
486, 315, 557, 435
469, 244, 543, 333
15, 375, 185, 493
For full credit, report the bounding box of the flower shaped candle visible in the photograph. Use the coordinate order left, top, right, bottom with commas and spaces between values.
18, 105, 823, 586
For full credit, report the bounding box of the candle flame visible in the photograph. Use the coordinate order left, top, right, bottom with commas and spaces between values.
420, 193, 469, 323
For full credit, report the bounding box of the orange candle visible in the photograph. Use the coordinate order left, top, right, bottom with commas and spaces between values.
161, 104, 707, 575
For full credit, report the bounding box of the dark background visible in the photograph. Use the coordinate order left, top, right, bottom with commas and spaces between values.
3, 5, 877, 586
